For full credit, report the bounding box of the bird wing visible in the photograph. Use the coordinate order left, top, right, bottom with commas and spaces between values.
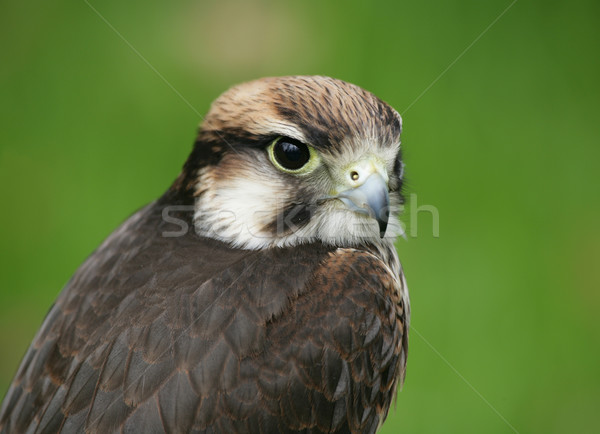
246, 248, 409, 433
0, 204, 407, 434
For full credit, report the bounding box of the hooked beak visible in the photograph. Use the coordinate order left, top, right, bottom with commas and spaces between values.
336, 172, 390, 238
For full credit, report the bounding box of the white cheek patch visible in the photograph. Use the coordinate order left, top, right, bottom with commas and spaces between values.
193, 168, 291, 249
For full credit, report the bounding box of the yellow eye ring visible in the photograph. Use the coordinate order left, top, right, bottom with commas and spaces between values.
267, 137, 320, 174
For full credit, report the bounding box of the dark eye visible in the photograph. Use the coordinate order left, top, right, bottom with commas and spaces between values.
273, 138, 310, 170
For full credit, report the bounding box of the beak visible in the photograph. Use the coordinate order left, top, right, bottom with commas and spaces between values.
336, 172, 390, 237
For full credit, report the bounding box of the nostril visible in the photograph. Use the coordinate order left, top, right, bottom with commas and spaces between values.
350, 171, 359, 181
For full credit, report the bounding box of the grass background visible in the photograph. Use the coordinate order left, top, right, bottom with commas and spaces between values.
1, 0, 599, 432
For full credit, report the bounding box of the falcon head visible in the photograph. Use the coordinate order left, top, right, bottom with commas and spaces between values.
173, 76, 404, 249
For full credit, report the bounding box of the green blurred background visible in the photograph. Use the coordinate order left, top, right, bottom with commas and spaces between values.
1, 0, 599, 432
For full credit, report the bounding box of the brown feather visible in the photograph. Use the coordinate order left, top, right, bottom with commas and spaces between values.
0, 76, 409, 434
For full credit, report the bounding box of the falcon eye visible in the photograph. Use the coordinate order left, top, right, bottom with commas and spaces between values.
267, 137, 320, 174
273, 138, 309, 170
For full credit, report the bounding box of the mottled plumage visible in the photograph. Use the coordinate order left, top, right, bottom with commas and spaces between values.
0, 76, 409, 433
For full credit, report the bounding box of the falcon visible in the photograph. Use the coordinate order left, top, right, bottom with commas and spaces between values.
0, 76, 410, 433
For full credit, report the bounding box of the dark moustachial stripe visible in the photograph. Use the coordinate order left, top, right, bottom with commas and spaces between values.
262, 202, 317, 236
